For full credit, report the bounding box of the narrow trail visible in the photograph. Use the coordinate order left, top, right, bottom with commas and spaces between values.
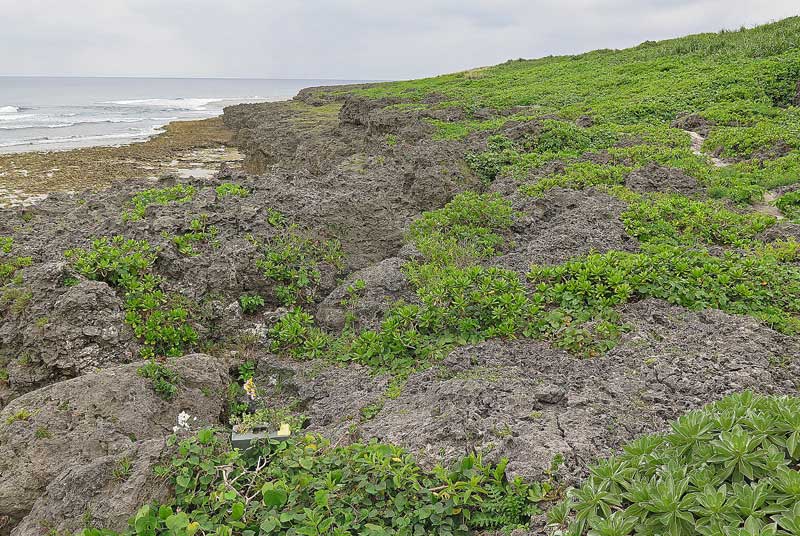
685, 130, 729, 168
684, 129, 784, 220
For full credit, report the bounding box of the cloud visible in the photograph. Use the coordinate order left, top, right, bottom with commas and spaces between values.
0, 0, 797, 79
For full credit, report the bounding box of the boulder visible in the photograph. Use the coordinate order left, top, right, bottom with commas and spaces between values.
0, 354, 228, 534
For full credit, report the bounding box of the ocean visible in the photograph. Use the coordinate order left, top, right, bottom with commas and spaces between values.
0, 77, 366, 154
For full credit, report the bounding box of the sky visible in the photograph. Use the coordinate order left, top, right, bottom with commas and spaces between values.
1, 0, 798, 80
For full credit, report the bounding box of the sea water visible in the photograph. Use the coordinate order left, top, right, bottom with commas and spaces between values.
0, 77, 365, 154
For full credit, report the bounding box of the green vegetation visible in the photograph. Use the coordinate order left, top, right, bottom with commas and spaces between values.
529, 242, 800, 335
113, 456, 134, 482
137, 361, 181, 401
0, 237, 32, 285
776, 191, 800, 222
171, 216, 219, 256
621, 194, 775, 247
408, 192, 514, 264
215, 183, 250, 199
558, 392, 800, 536
5, 408, 32, 425
256, 214, 344, 306
326, 18, 800, 205
51, 21, 800, 535
124, 184, 196, 222
238, 294, 265, 314
88, 431, 552, 536
66, 236, 197, 359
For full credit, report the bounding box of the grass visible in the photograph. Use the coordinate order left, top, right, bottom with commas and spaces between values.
302, 18, 800, 205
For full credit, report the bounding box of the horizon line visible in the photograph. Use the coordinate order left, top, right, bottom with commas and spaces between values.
0, 74, 388, 82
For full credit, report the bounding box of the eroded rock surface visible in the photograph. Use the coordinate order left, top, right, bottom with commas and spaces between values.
493, 187, 638, 270
0, 354, 228, 533
625, 163, 701, 195
350, 299, 799, 482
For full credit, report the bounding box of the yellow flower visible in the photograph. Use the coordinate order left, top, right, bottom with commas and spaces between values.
243, 378, 257, 400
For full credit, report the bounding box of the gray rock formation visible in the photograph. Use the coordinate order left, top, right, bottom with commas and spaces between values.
0, 354, 228, 534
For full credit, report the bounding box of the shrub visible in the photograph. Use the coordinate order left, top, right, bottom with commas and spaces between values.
519, 162, 632, 197
88, 432, 551, 536
559, 392, 800, 536
528, 242, 800, 334
66, 236, 198, 358
257, 224, 344, 306
137, 361, 181, 400
171, 216, 219, 256
621, 194, 775, 247
465, 142, 519, 183
215, 183, 250, 199
239, 294, 265, 314
408, 191, 514, 264
776, 191, 800, 222
124, 184, 196, 222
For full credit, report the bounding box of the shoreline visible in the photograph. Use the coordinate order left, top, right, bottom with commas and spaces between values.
0, 115, 243, 208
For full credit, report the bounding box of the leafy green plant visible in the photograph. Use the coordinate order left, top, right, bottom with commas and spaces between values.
239, 294, 265, 314
559, 392, 800, 536
257, 224, 344, 306
776, 190, 800, 222
465, 135, 519, 182
137, 361, 181, 400
622, 194, 775, 247
528, 241, 800, 335
171, 216, 219, 256
66, 236, 198, 358
124, 184, 196, 222
408, 191, 514, 265
215, 183, 250, 199
89, 432, 549, 536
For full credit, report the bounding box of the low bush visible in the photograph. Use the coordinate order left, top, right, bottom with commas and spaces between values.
776, 191, 800, 222
239, 294, 265, 314
124, 184, 196, 222
87, 431, 551, 536
621, 194, 775, 247
558, 391, 800, 536
408, 191, 514, 265
66, 236, 198, 358
215, 183, 250, 199
528, 242, 800, 334
171, 216, 219, 256
257, 219, 344, 306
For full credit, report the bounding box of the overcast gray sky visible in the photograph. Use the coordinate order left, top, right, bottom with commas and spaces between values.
1, 0, 798, 80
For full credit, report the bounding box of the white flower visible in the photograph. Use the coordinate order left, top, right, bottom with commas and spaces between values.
172, 411, 192, 433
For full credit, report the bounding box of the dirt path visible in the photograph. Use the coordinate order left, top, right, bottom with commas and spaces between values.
685, 130, 729, 168
753, 190, 784, 219
684, 129, 784, 219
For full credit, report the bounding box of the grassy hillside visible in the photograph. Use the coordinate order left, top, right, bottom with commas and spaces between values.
314, 17, 800, 205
